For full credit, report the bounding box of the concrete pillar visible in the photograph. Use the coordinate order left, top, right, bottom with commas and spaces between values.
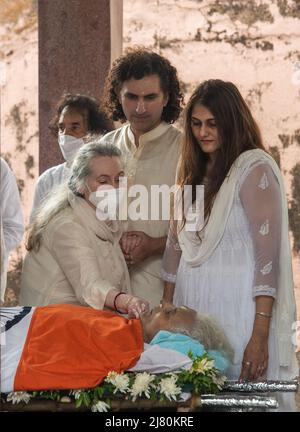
38, 0, 123, 174
110, 0, 123, 67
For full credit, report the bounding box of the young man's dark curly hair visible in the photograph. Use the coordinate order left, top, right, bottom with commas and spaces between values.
49, 93, 113, 137
102, 48, 184, 124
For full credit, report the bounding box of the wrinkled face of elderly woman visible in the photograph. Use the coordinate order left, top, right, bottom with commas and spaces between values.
83, 156, 125, 212
140, 302, 198, 343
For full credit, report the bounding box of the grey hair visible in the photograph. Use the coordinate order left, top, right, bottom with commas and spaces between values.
68, 140, 122, 197
27, 140, 122, 252
171, 313, 234, 361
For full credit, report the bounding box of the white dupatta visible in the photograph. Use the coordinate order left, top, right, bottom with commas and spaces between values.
178, 149, 297, 368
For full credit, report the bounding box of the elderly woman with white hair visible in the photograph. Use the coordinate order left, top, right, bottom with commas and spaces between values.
20, 142, 149, 317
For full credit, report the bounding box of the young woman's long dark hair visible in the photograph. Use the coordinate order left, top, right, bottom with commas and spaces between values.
178, 79, 266, 228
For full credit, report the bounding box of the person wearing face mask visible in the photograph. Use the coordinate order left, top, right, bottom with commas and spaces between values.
29, 94, 112, 223
20, 141, 149, 318
86, 182, 125, 222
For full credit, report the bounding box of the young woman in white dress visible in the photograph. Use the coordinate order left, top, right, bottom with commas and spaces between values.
161, 80, 298, 410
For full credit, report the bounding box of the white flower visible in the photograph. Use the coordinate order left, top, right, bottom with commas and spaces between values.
7, 391, 31, 405
105, 371, 130, 394
69, 389, 83, 400
106, 371, 118, 383
159, 375, 181, 401
130, 372, 156, 401
113, 374, 130, 394
193, 357, 215, 374
91, 401, 110, 412
212, 374, 227, 389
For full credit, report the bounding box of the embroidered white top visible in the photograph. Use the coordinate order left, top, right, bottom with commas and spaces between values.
162, 150, 297, 382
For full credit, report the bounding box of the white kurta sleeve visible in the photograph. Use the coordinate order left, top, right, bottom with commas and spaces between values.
48, 221, 115, 309
29, 170, 54, 224
30, 165, 68, 223
161, 219, 182, 283
239, 161, 281, 298
30, 179, 45, 223
0, 159, 24, 253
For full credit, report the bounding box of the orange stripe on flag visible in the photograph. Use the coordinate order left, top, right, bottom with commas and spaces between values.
14, 304, 143, 391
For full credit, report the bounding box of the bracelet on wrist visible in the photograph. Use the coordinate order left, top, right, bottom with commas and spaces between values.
256, 311, 272, 318
114, 292, 127, 314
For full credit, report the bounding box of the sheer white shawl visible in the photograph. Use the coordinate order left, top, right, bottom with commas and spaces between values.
178, 149, 297, 368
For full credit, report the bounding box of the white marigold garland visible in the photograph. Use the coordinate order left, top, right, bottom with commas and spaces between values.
3, 353, 227, 411
130, 372, 156, 401
91, 401, 110, 412
105, 371, 130, 394
6, 391, 31, 405
158, 374, 182, 401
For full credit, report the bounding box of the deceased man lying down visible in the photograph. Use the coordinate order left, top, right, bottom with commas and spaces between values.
0, 303, 233, 393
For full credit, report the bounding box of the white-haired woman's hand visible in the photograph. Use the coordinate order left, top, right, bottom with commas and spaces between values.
116, 294, 150, 319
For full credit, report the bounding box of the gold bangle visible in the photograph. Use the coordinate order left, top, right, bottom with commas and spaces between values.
256, 311, 272, 318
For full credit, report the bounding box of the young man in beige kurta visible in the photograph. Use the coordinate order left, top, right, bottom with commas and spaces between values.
101, 49, 183, 307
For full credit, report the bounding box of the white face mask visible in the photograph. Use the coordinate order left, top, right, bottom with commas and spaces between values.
58, 134, 85, 162
87, 185, 124, 221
